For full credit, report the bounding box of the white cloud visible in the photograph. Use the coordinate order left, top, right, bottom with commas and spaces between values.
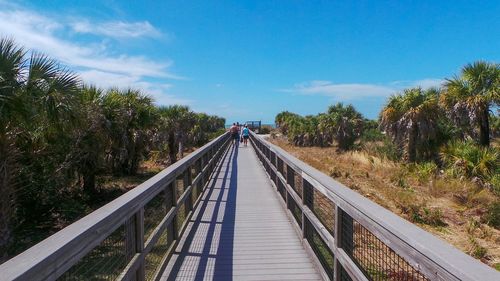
79, 70, 191, 105
390, 78, 445, 90
0, 5, 188, 106
0, 9, 180, 78
281, 78, 445, 100
70, 20, 162, 39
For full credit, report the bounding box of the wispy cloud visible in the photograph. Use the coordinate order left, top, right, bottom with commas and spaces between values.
280, 79, 444, 100
70, 20, 163, 39
79, 70, 191, 105
0, 4, 187, 105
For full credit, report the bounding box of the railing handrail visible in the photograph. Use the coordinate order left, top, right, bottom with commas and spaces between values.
250, 131, 499, 281
0, 132, 230, 281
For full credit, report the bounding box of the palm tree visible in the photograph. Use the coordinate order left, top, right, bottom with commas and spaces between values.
102, 89, 156, 175
0, 37, 25, 261
157, 105, 196, 163
275, 111, 301, 135
68, 86, 109, 195
441, 61, 500, 146
321, 103, 364, 150
380, 88, 441, 162
0, 37, 81, 261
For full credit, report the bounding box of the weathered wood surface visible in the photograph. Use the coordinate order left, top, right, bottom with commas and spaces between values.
160, 144, 321, 281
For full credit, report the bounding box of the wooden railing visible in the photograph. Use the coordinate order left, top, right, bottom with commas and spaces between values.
0, 132, 231, 281
250, 132, 499, 281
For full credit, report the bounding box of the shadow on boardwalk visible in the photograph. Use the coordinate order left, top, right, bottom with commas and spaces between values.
166, 144, 239, 281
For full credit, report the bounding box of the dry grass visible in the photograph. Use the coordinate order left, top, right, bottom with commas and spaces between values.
269, 137, 500, 269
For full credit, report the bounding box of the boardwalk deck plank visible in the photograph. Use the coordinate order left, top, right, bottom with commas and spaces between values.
160, 144, 321, 281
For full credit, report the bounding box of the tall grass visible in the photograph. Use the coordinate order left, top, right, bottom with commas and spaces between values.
440, 140, 499, 184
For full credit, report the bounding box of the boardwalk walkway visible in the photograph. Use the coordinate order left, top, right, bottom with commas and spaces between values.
160, 143, 321, 281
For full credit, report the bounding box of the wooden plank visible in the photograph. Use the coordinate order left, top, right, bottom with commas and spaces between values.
160, 144, 321, 281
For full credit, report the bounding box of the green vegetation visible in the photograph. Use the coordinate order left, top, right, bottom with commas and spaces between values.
273, 61, 499, 267
275, 61, 499, 190
275, 103, 363, 150
0, 38, 225, 261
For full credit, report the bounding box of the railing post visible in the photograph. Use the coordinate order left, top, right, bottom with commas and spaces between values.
167, 181, 178, 245
185, 170, 192, 215
125, 207, 145, 281
135, 208, 145, 281
334, 205, 342, 281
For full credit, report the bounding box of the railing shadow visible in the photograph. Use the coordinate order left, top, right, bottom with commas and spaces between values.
166, 143, 238, 280
212, 143, 238, 280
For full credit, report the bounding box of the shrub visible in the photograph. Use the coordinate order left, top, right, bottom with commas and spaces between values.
399, 202, 446, 226
259, 125, 272, 134
490, 174, 500, 195
363, 137, 402, 161
408, 162, 438, 183
360, 128, 385, 143
440, 140, 499, 182
485, 202, 500, 229
468, 237, 487, 259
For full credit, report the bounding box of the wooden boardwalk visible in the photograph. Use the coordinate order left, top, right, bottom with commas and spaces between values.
160, 143, 321, 281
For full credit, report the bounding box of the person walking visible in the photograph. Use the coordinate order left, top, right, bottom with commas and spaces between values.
236, 122, 241, 146
229, 123, 239, 146
241, 124, 250, 146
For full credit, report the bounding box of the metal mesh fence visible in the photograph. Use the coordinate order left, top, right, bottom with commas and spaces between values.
58, 225, 127, 281
339, 264, 353, 281
288, 195, 302, 227
303, 179, 335, 235
294, 172, 303, 199
176, 202, 187, 231
176, 173, 186, 197
277, 157, 284, 175
305, 219, 334, 280
277, 176, 286, 202
144, 228, 170, 281
340, 212, 429, 281
144, 191, 167, 241
286, 165, 295, 190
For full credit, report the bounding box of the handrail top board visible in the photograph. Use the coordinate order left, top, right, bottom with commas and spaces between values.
0, 132, 229, 281
251, 131, 499, 281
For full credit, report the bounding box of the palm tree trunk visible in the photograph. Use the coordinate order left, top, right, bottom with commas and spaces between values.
178, 134, 185, 159
168, 132, 177, 164
178, 140, 184, 158
83, 171, 97, 196
479, 107, 490, 146
407, 123, 418, 162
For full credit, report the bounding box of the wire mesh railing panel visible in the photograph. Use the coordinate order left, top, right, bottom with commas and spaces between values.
339, 264, 353, 281
277, 157, 284, 174
286, 165, 295, 189
270, 165, 277, 183
340, 212, 429, 281
58, 225, 127, 281
197, 178, 204, 196
303, 179, 335, 235
176, 173, 185, 197
294, 172, 303, 199
277, 177, 287, 202
288, 195, 302, 227
176, 202, 187, 231
144, 228, 170, 281
305, 218, 334, 280
144, 191, 167, 241
270, 151, 276, 166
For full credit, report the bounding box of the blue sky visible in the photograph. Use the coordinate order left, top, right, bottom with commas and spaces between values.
1, 0, 499, 123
